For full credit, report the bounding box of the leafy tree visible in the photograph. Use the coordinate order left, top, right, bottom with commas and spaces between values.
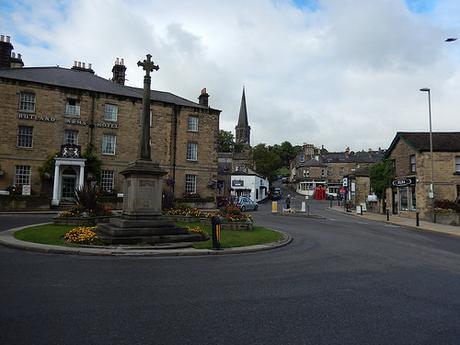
82, 144, 102, 182
217, 130, 235, 152
369, 160, 394, 199
38, 152, 59, 179
252, 144, 281, 182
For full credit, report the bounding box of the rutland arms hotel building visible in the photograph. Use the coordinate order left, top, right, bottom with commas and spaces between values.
0, 36, 221, 206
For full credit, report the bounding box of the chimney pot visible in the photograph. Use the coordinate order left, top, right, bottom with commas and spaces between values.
74, 60, 77, 67
78, 61, 81, 67
6, 36, 10, 43
121, 58, 124, 65
88, 63, 92, 69
18, 53, 21, 59
0, 35, 4, 42
11, 52, 15, 58
115, 57, 119, 65
82, 62, 86, 69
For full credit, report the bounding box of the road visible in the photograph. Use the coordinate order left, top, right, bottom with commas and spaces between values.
1, 202, 460, 345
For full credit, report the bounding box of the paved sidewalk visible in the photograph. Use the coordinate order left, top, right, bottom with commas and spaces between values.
0, 224, 292, 257
330, 206, 460, 237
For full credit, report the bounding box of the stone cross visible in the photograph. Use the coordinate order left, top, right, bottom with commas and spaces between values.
137, 54, 159, 160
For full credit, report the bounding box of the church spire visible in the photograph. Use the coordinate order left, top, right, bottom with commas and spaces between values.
235, 87, 251, 145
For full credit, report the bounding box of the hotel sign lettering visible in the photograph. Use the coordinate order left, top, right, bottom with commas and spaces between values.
18, 113, 56, 122
18, 113, 119, 129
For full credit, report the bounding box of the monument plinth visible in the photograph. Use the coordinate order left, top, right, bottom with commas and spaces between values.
97, 55, 201, 245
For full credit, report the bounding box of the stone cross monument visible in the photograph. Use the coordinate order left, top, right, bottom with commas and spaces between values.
137, 54, 159, 161
97, 54, 201, 245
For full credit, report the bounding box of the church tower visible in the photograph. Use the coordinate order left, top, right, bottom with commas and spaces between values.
235, 87, 251, 146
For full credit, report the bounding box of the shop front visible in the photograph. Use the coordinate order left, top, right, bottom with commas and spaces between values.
391, 177, 416, 216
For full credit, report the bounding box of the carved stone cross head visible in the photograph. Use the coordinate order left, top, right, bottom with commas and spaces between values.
137, 54, 159, 77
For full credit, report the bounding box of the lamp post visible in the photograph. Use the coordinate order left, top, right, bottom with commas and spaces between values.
419, 88, 435, 220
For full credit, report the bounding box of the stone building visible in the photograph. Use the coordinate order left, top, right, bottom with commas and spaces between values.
0, 36, 221, 206
384, 132, 460, 220
290, 143, 384, 198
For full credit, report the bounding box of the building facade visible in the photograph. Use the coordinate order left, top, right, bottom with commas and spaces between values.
290, 143, 384, 198
0, 37, 221, 205
384, 132, 460, 220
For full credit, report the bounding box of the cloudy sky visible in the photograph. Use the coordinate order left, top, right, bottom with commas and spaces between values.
1, 0, 459, 151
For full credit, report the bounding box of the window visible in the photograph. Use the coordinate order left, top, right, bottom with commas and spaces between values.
104, 104, 118, 122
19, 92, 35, 112
64, 130, 78, 145
17, 126, 33, 148
400, 187, 408, 211
321, 169, 325, 177
411, 186, 416, 211
410, 155, 416, 173
102, 134, 116, 155
188, 116, 198, 132
185, 174, 197, 194
456, 156, 460, 173
300, 154, 305, 163
14, 165, 31, 187
101, 170, 114, 191
65, 98, 80, 116
187, 142, 198, 161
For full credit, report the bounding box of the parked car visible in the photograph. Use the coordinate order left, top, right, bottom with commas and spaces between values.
270, 187, 282, 200
237, 196, 258, 211
281, 177, 288, 183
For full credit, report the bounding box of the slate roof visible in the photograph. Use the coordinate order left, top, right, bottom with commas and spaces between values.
0, 67, 214, 109
297, 159, 327, 168
385, 132, 460, 158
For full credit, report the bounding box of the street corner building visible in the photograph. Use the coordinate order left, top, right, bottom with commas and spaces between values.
385, 132, 460, 222
0, 35, 221, 207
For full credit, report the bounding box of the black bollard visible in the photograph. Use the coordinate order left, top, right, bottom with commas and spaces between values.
329, 199, 333, 208
386, 209, 389, 221
211, 216, 222, 250
416, 212, 420, 227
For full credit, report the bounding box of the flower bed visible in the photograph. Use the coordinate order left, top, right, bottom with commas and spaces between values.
64, 226, 101, 245
163, 206, 253, 230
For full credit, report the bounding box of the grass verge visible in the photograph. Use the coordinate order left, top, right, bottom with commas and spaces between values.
14, 222, 283, 249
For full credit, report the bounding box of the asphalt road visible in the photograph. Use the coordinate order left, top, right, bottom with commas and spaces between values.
1, 202, 460, 345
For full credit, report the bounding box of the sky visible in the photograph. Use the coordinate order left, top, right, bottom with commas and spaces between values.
1, 0, 459, 151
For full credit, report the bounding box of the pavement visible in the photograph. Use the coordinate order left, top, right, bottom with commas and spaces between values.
330, 205, 460, 237
0, 223, 292, 257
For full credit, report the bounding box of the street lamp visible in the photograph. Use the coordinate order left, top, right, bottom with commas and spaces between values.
419, 88, 435, 219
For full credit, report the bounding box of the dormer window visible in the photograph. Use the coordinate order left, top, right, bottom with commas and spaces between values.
65, 98, 80, 116
300, 154, 305, 163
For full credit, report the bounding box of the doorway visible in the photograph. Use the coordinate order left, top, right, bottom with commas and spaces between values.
61, 168, 77, 202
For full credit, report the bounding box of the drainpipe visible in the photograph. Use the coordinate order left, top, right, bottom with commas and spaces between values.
171, 105, 181, 196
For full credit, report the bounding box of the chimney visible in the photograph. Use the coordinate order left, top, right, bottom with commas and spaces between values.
198, 88, 209, 107
112, 57, 126, 85
0, 34, 14, 68
9, 52, 24, 68
71, 60, 95, 74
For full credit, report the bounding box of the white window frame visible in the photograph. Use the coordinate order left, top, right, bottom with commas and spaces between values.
64, 130, 79, 145
65, 98, 80, 116
104, 104, 118, 122
101, 170, 115, 191
410, 155, 416, 173
102, 134, 116, 155
456, 156, 460, 173
185, 174, 197, 194
17, 126, 33, 148
19, 92, 35, 112
188, 116, 199, 132
14, 165, 31, 187
187, 142, 198, 161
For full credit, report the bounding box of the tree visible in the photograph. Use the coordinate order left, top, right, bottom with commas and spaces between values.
369, 160, 394, 199
217, 130, 235, 152
252, 144, 282, 182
